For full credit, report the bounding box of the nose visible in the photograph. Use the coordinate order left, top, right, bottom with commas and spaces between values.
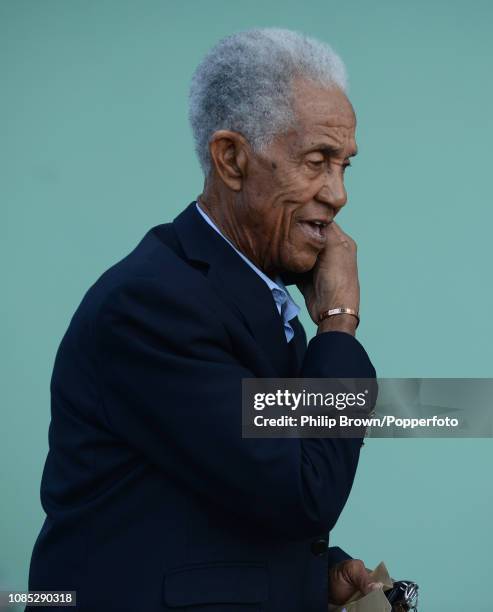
314, 171, 347, 214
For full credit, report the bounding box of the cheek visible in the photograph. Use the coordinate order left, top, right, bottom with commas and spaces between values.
278, 170, 322, 205
268, 186, 316, 247
250, 167, 320, 245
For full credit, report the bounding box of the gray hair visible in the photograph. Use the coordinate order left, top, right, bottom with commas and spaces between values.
188, 27, 348, 176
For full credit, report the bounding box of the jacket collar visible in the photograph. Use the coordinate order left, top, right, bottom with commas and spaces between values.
172, 202, 299, 376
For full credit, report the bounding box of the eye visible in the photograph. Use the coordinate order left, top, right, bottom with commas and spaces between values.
306, 157, 325, 169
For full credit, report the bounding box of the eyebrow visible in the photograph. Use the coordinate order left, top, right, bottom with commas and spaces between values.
309, 144, 358, 158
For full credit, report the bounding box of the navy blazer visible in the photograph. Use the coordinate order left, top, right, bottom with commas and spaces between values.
27, 202, 376, 611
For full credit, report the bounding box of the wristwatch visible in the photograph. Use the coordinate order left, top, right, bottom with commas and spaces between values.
385, 580, 419, 611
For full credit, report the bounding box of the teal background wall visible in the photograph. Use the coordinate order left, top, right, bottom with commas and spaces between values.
2, 1, 492, 610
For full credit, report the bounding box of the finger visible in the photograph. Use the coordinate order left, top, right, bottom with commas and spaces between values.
327, 221, 354, 247
330, 221, 348, 238
345, 560, 372, 594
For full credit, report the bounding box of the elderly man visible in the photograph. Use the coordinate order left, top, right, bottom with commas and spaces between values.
27, 28, 378, 611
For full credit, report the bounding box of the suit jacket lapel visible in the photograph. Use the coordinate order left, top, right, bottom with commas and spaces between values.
172, 202, 295, 376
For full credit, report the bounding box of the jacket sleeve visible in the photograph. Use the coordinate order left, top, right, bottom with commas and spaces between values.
94, 277, 376, 540
300, 331, 376, 568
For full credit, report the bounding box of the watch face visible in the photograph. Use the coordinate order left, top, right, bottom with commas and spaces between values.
385, 581, 419, 611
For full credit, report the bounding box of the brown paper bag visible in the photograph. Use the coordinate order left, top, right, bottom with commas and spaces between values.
333, 561, 394, 612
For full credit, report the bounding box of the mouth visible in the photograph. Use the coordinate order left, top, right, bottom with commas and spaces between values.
297, 219, 332, 245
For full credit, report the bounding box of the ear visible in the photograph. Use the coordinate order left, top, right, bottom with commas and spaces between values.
209, 130, 249, 191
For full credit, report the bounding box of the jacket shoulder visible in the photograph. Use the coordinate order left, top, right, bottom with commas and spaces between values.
69, 223, 215, 333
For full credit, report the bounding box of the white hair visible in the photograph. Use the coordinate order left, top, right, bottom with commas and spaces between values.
188, 27, 348, 176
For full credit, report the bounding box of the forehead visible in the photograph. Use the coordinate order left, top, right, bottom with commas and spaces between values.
288, 77, 357, 153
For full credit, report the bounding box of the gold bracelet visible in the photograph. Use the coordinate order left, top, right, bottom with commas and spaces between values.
318, 307, 360, 328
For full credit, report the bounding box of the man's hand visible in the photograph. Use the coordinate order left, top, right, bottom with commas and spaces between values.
298, 221, 360, 335
327, 558, 383, 607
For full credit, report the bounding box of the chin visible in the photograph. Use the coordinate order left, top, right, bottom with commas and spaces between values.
281, 251, 318, 275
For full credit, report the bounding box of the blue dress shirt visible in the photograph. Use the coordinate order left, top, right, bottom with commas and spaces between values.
195, 202, 300, 342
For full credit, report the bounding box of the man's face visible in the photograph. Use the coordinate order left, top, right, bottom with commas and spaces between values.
240, 78, 357, 275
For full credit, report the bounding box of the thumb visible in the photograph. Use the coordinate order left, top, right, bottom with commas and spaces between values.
345, 562, 372, 595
